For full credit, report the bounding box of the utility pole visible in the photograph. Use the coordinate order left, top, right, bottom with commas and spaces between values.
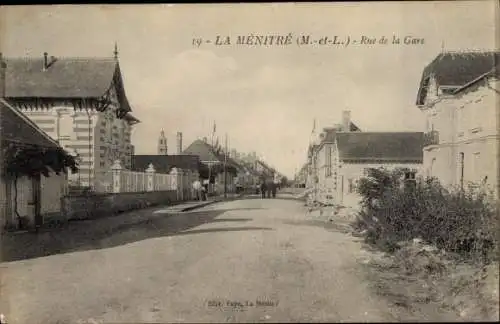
223, 132, 228, 198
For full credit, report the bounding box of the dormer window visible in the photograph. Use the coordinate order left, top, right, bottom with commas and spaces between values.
417, 77, 430, 105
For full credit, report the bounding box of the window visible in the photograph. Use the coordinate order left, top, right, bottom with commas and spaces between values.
404, 171, 416, 180
325, 147, 332, 177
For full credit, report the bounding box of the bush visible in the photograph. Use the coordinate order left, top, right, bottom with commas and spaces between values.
354, 167, 499, 262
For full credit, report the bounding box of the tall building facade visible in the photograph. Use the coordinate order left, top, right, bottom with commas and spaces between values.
415, 51, 499, 194
3, 47, 139, 187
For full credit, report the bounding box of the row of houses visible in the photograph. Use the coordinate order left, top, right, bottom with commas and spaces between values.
300, 50, 499, 206
133, 132, 280, 195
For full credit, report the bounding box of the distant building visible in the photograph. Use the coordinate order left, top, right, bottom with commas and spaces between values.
182, 138, 239, 193
131, 154, 200, 174
416, 51, 499, 194
176, 132, 183, 154
2, 46, 139, 187
158, 129, 168, 155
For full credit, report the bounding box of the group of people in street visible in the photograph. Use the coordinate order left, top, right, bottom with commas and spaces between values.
259, 180, 278, 199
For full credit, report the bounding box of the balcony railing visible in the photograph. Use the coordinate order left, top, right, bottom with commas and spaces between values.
423, 130, 439, 146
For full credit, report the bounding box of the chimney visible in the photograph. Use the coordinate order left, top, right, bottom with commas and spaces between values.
342, 110, 351, 132
43, 52, 48, 71
0, 52, 6, 98
176, 132, 183, 154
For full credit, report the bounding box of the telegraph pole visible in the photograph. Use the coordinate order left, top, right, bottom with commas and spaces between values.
223, 133, 228, 198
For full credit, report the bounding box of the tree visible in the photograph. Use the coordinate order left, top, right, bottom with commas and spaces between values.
281, 176, 288, 187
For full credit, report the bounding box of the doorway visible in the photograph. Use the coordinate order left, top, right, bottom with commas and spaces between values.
31, 175, 42, 228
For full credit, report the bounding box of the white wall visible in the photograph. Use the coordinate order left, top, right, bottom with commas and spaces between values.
422, 79, 499, 194
2, 171, 68, 227
40, 171, 68, 215
339, 162, 423, 205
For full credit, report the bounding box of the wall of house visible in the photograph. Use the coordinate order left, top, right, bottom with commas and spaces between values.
423, 79, 499, 194
21, 105, 97, 187
339, 162, 423, 205
19, 87, 136, 188
40, 171, 68, 216
315, 142, 339, 204
2, 171, 68, 228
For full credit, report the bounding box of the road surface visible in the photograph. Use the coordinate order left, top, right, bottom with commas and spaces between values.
1, 198, 396, 323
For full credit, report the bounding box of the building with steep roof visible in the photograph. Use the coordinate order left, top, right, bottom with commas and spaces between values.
182, 138, 240, 194
416, 51, 499, 193
308, 111, 423, 205
2, 46, 139, 188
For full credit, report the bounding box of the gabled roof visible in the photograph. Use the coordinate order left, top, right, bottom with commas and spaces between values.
453, 64, 500, 95
416, 51, 499, 105
131, 154, 200, 174
332, 132, 424, 163
182, 139, 222, 163
3, 56, 132, 112
1, 98, 61, 149
182, 139, 241, 172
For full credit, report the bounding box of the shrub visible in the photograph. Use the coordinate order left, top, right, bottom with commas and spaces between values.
354, 167, 498, 262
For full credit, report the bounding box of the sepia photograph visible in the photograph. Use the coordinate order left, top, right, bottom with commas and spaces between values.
0, 2, 499, 323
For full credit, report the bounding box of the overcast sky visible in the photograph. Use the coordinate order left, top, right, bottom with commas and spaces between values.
1, 2, 498, 178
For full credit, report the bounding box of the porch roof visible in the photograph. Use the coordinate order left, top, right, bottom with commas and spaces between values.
1, 98, 61, 149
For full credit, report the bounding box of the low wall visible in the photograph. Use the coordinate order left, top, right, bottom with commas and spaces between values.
61, 190, 179, 221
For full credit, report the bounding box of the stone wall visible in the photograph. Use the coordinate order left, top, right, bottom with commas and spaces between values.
61, 190, 178, 220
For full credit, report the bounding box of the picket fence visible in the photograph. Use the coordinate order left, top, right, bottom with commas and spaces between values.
93, 160, 197, 195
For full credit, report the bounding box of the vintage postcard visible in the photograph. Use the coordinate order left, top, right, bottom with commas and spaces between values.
0, 2, 498, 323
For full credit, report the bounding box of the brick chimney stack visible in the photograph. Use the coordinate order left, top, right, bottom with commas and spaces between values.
0, 52, 6, 98
176, 132, 183, 154
342, 110, 351, 132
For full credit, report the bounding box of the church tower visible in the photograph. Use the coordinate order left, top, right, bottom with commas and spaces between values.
158, 129, 168, 155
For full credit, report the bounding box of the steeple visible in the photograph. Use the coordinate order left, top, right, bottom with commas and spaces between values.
309, 118, 319, 146
113, 42, 119, 60
158, 129, 168, 155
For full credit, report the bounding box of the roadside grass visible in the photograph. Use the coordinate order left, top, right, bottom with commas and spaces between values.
352, 168, 499, 321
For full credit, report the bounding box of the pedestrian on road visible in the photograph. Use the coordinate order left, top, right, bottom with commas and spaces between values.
192, 178, 202, 201
271, 182, 277, 198
260, 181, 267, 199
201, 186, 207, 201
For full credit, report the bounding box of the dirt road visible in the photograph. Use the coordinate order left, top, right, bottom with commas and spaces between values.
1, 198, 397, 323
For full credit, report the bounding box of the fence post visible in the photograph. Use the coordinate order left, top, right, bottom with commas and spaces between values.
179, 168, 185, 201
111, 160, 123, 193
170, 167, 179, 201
146, 163, 156, 192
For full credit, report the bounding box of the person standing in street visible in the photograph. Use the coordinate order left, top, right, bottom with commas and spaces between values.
192, 178, 202, 201
260, 181, 267, 199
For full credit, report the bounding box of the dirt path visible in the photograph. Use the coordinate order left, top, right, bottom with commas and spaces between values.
2, 198, 402, 323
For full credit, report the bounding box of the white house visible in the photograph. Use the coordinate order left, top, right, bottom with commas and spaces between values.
3, 46, 139, 189
416, 51, 499, 195
308, 111, 424, 206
